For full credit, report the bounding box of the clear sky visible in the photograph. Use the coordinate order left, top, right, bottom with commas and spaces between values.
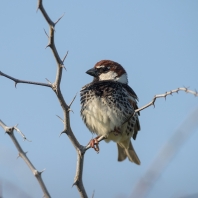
0, 1, 198, 198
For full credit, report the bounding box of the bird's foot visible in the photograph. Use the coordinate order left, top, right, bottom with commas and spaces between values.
88, 136, 100, 153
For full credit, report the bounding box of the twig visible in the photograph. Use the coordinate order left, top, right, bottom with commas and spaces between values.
0, 71, 51, 88
14, 124, 31, 142
0, 120, 51, 198
123, 87, 198, 125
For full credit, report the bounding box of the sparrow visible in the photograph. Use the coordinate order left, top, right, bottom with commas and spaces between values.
80, 60, 140, 165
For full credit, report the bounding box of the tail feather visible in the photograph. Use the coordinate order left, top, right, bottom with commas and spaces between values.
117, 144, 127, 161
117, 141, 140, 165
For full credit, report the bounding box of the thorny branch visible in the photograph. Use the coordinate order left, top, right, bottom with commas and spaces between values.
0, 120, 51, 198
123, 87, 198, 125
37, 0, 88, 197
0, 71, 51, 88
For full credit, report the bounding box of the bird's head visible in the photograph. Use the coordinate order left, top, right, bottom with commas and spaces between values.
86, 60, 128, 84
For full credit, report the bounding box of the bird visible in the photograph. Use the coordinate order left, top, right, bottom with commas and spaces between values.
80, 60, 141, 165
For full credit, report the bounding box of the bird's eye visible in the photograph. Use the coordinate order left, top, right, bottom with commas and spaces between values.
102, 67, 110, 73
96, 66, 110, 74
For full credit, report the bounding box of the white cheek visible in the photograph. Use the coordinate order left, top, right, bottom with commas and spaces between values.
99, 72, 128, 84
99, 71, 117, 81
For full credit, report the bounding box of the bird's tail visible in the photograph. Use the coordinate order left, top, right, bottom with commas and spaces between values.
117, 141, 140, 165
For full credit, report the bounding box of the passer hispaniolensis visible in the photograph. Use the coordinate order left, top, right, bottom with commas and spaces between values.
80, 60, 140, 165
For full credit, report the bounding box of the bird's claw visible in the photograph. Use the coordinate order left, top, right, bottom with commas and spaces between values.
89, 138, 100, 153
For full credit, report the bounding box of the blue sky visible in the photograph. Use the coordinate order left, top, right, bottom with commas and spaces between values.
0, 1, 198, 198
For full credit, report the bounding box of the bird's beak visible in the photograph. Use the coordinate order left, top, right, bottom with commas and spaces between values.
86, 68, 98, 77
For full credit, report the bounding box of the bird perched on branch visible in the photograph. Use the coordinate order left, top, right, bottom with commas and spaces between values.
80, 60, 141, 165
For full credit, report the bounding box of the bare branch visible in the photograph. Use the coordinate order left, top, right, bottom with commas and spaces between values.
37, 0, 54, 27
37, 1, 88, 197
123, 87, 198, 125
73, 147, 88, 198
0, 71, 51, 88
0, 120, 51, 198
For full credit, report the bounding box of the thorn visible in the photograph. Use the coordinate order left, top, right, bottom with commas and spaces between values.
72, 181, 77, 187
15, 82, 18, 88
45, 78, 52, 85
195, 89, 198, 97
55, 12, 65, 25
17, 154, 20, 159
51, 25, 55, 31
59, 130, 67, 137
60, 64, 66, 70
43, 28, 49, 38
56, 115, 64, 123
36, 0, 41, 13
62, 51, 69, 63
26, 138, 32, 142
183, 86, 189, 92
152, 97, 156, 108
67, 108, 74, 113
40, 168, 46, 174
169, 90, 173, 95
69, 93, 78, 108
45, 44, 50, 49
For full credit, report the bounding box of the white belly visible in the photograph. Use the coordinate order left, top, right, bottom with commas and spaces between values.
82, 97, 124, 136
